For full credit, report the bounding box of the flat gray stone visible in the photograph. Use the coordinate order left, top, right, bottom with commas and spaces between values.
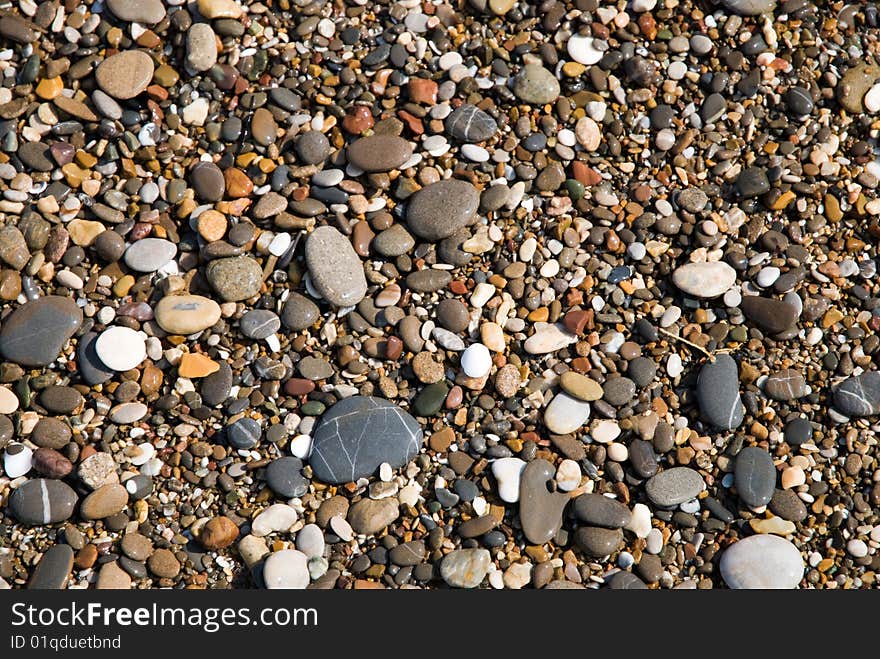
309, 396, 423, 484
305, 226, 367, 307
124, 237, 176, 272
645, 467, 704, 507
27, 545, 73, 589
697, 354, 743, 430
445, 104, 498, 142
406, 179, 479, 241
734, 447, 776, 508
722, 0, 776, 15
519, 459, 569, 544
833, 372, 880, 417
0, 296, 83, 367
573, 494, 631, 528
206, 256, 263, 301
672, 262, 737, 298
512, 64, 560, 104
10, 479, 78, 525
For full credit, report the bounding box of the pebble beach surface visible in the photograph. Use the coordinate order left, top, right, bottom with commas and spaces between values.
0, 0, 879, 591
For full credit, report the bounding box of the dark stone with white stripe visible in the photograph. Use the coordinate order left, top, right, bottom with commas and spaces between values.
9, 479, 78, 525
27, 545, 74, 589
764, 369, 806, 401
696, 354, 743, 430
308, 396, 422, 484
833, 371, 880, 417
239, 309, 281, 339
734, 447, 776, 508
265, 457, 308, 498
226, 417, 261, 449
444, 104, 498, 142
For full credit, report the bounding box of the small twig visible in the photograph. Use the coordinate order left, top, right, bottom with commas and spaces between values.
657, 326, 716, 362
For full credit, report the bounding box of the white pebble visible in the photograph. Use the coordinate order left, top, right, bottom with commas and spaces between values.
865, 83, 880, 113
847, 539, 869, 558
555, 459, 581, 491
461, 343, 492, 378
492, 457, 526, 503
95, 326, 146, 371
290, 434, 312, 459
567, 34, 604, 65
252, 504, 298, 537
626, 503, 652, 539
3, 443, 33, 479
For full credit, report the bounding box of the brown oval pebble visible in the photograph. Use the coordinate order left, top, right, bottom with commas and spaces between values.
31, 447, 73, 478
346, 135, 412, 172
200, 516, 239, 549
147, 548, 180, 578
95, 50, 155, 100
80, 483, 129, 520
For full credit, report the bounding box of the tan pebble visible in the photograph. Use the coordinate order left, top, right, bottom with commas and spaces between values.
781, 466, 806, 489
749, 516, 797, 536
0, 386, 19, 414
480, 322, 506, 352
196, 209, 228, 242
67, 219, 106, 246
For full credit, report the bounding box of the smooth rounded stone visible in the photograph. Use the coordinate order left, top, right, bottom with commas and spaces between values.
720, 535, 803, 589
96, 561, 132, 590
628, 440, 658, 478
785, 86, 814, 115
186, 23, 218, 72
80, 483, 128, 520
107, 0, 166, 23
406, 179, 479, 241
121, 533, 153, 561
155, 295, 221, 335
0, 296, 82, 367
519, 459, 570, 544
574, 527, 624, 558
0, 15, 35, 43
559, 372, 603, 401
646, 468, 704, 507
389, 540, 426, 567
298, 356, 334, 380
95, 326, 146, 371
444, 104, 498, 142
305, 226, 367, 307
697, 354, 744, 430
603, 377, 636, 407
627, 357, 657, 388
201, 362, 232, 407
31, 418, 72, 450
440, 548, 491, 588
606, 571, 648, 590
512, 64, 560, 104
95, 50, 154, 100
833, 372, 880, 418
265, 457, 308, 498
263, 549, 310, 589
347, 497, 400, 535
295, 131, 331, 164
838, 63, 880, 113
461, 343, 491, 378
524, 323, 578, 354
405, 269, 451, 293
784, 418, 812, 446
722, 0, 776, 14
347, 135, 412, 172
295, 524, 325, 559
240, 310, 281, 339
109, 402, 148, 424
28, 545, 73, 590
544, 392, 590, 435
736, 166, 771, 198
252, 504, 298, 537
206, 256, 263, 302
373, 224, 415, 257
190, 162, 226, 201
40, 386, 82, 414
227, 417, 261, 449
764, 369, 807, 401
740, 296, 799, 333
735, 447, 776, 508
281, 292, 319, 331
672, 262, 737, 298
573, 494, 632, 529
491, 457, 526, 503
309, 396, 422, 484
10, 479, 77, 525
567, 34, 604, 65
124, 238, 176, 272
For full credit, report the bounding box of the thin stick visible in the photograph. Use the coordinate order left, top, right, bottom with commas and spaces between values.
657, 326, 715, 362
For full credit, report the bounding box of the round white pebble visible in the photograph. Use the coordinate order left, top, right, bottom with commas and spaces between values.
461, 343, 492, 378
95, 326, 147, 371
847, 539, 868, 558
555, 459, 581, 491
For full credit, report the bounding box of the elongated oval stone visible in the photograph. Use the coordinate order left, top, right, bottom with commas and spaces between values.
833, 371, 880, 418
672, 262, 737, 298
645, 467, 704, 507
309, 396, 423, 484
0, 296, 83, 366
346, 135, 412, 172
696, 354, 743, 430
305, 226, 367, 307
154, 295, 221, 334
734, 447, 776, 508
720, 535, 803, 589
740, 296, 799, 334
10, 479, 78, 525
519, 459, 569, 544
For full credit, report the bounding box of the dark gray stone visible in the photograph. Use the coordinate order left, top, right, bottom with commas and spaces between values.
736, 166, 770, 197
28, 545, 73, 589
0, 296, 83, 367
10, 479, 78, 525
627, 439, 658, 478
281, 292, 319, 331
519, 459, 569, 544
696, 354, 743, 430
574, 526, 623, 557
77, 331, 115, 385
740, 296, 799, 333
406, 179, 479, 241
833, 372, 880, 418
645, 467, 704, 507
309, 396, 423, 484
764, 369, 806, 400
734, 446, 776, 508
239, 310, 280, 339
265, 457, 308, 498
573, 493, 631, 528
444, 104, 498, 142
226, 417, 261, 449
